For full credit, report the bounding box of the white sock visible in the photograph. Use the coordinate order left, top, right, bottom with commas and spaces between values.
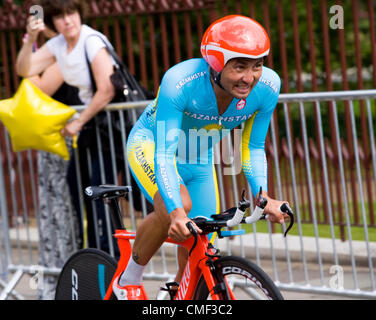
118, 256, 145, 286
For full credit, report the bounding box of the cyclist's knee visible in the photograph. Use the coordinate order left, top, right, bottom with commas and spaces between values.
180, 184, 192, 213
153, 185, 192, 222
153, 192, 171, 226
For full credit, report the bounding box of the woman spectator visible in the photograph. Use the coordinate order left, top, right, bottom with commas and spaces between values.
22, 26, 81, 299
16, 0, 122, 264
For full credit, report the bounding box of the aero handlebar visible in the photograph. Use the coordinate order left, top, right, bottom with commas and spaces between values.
225, 187, 294, 237
186, 187, 295, 251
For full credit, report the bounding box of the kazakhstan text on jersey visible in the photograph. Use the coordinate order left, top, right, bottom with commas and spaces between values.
127, 58, 281, 215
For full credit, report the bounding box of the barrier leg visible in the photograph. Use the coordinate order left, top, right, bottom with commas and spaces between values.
0, 269, 24, 300
0, 278, 24, 300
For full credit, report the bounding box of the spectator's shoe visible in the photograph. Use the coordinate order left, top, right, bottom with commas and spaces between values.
112, 276, 145, 300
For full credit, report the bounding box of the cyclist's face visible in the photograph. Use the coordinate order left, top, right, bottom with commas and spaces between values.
52, 10, 81, 40
220, 58, 263, 99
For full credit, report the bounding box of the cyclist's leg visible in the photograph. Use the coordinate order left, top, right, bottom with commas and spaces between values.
131, 185, 192, 265
171, 162, 220, 284
126, 127, 159, 205
122, 127, 191, 286
179, 162, 220, 237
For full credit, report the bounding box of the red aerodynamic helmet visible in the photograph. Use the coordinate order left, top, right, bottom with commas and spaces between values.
201, 15, 270, 72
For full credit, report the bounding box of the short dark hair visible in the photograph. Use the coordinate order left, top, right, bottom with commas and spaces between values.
35, 0, 89, 32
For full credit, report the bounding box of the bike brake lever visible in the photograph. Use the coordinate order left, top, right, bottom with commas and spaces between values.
280, 203, 294, 237
238, 189, 251, 212
186, 221, 198, 256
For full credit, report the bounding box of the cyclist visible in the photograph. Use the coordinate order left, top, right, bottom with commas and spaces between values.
113, 15, 290, 300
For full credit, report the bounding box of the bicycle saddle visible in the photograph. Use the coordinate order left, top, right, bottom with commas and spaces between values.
84, 184, 132, 200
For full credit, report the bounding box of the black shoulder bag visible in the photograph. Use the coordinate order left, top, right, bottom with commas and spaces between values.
82, 35, 155, 214
82, 34, 155, 157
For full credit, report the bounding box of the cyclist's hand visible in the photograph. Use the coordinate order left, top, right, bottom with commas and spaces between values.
169, 208, 202, 242
25, 15, 45, 44
263, 196, 290, 225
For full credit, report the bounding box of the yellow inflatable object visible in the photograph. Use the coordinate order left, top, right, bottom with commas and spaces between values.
0, 79, 76, 160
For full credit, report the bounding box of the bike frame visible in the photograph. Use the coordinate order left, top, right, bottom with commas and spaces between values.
83, 186, 292, 301
103, 228, 234, 300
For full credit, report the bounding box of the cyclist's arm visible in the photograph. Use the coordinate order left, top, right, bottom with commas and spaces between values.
154, 71, 186, 214
241, 78, 280, 198
241, 86, 289, 225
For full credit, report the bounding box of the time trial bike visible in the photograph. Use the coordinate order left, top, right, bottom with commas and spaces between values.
54, 184, 294, 300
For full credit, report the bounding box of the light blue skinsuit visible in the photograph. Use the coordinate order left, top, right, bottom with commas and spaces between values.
127, 58, 281, 233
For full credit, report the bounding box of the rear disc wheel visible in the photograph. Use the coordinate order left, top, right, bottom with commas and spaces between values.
55, 248, 117, 300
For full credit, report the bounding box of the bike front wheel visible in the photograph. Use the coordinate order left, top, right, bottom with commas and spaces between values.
193, 256, 283, 300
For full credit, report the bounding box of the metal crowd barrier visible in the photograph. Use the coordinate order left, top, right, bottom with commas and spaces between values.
0, 90, 375, 299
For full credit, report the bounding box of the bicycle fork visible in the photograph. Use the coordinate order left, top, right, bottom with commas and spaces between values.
174, 236, 234, 300
203, 248, 234, 300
